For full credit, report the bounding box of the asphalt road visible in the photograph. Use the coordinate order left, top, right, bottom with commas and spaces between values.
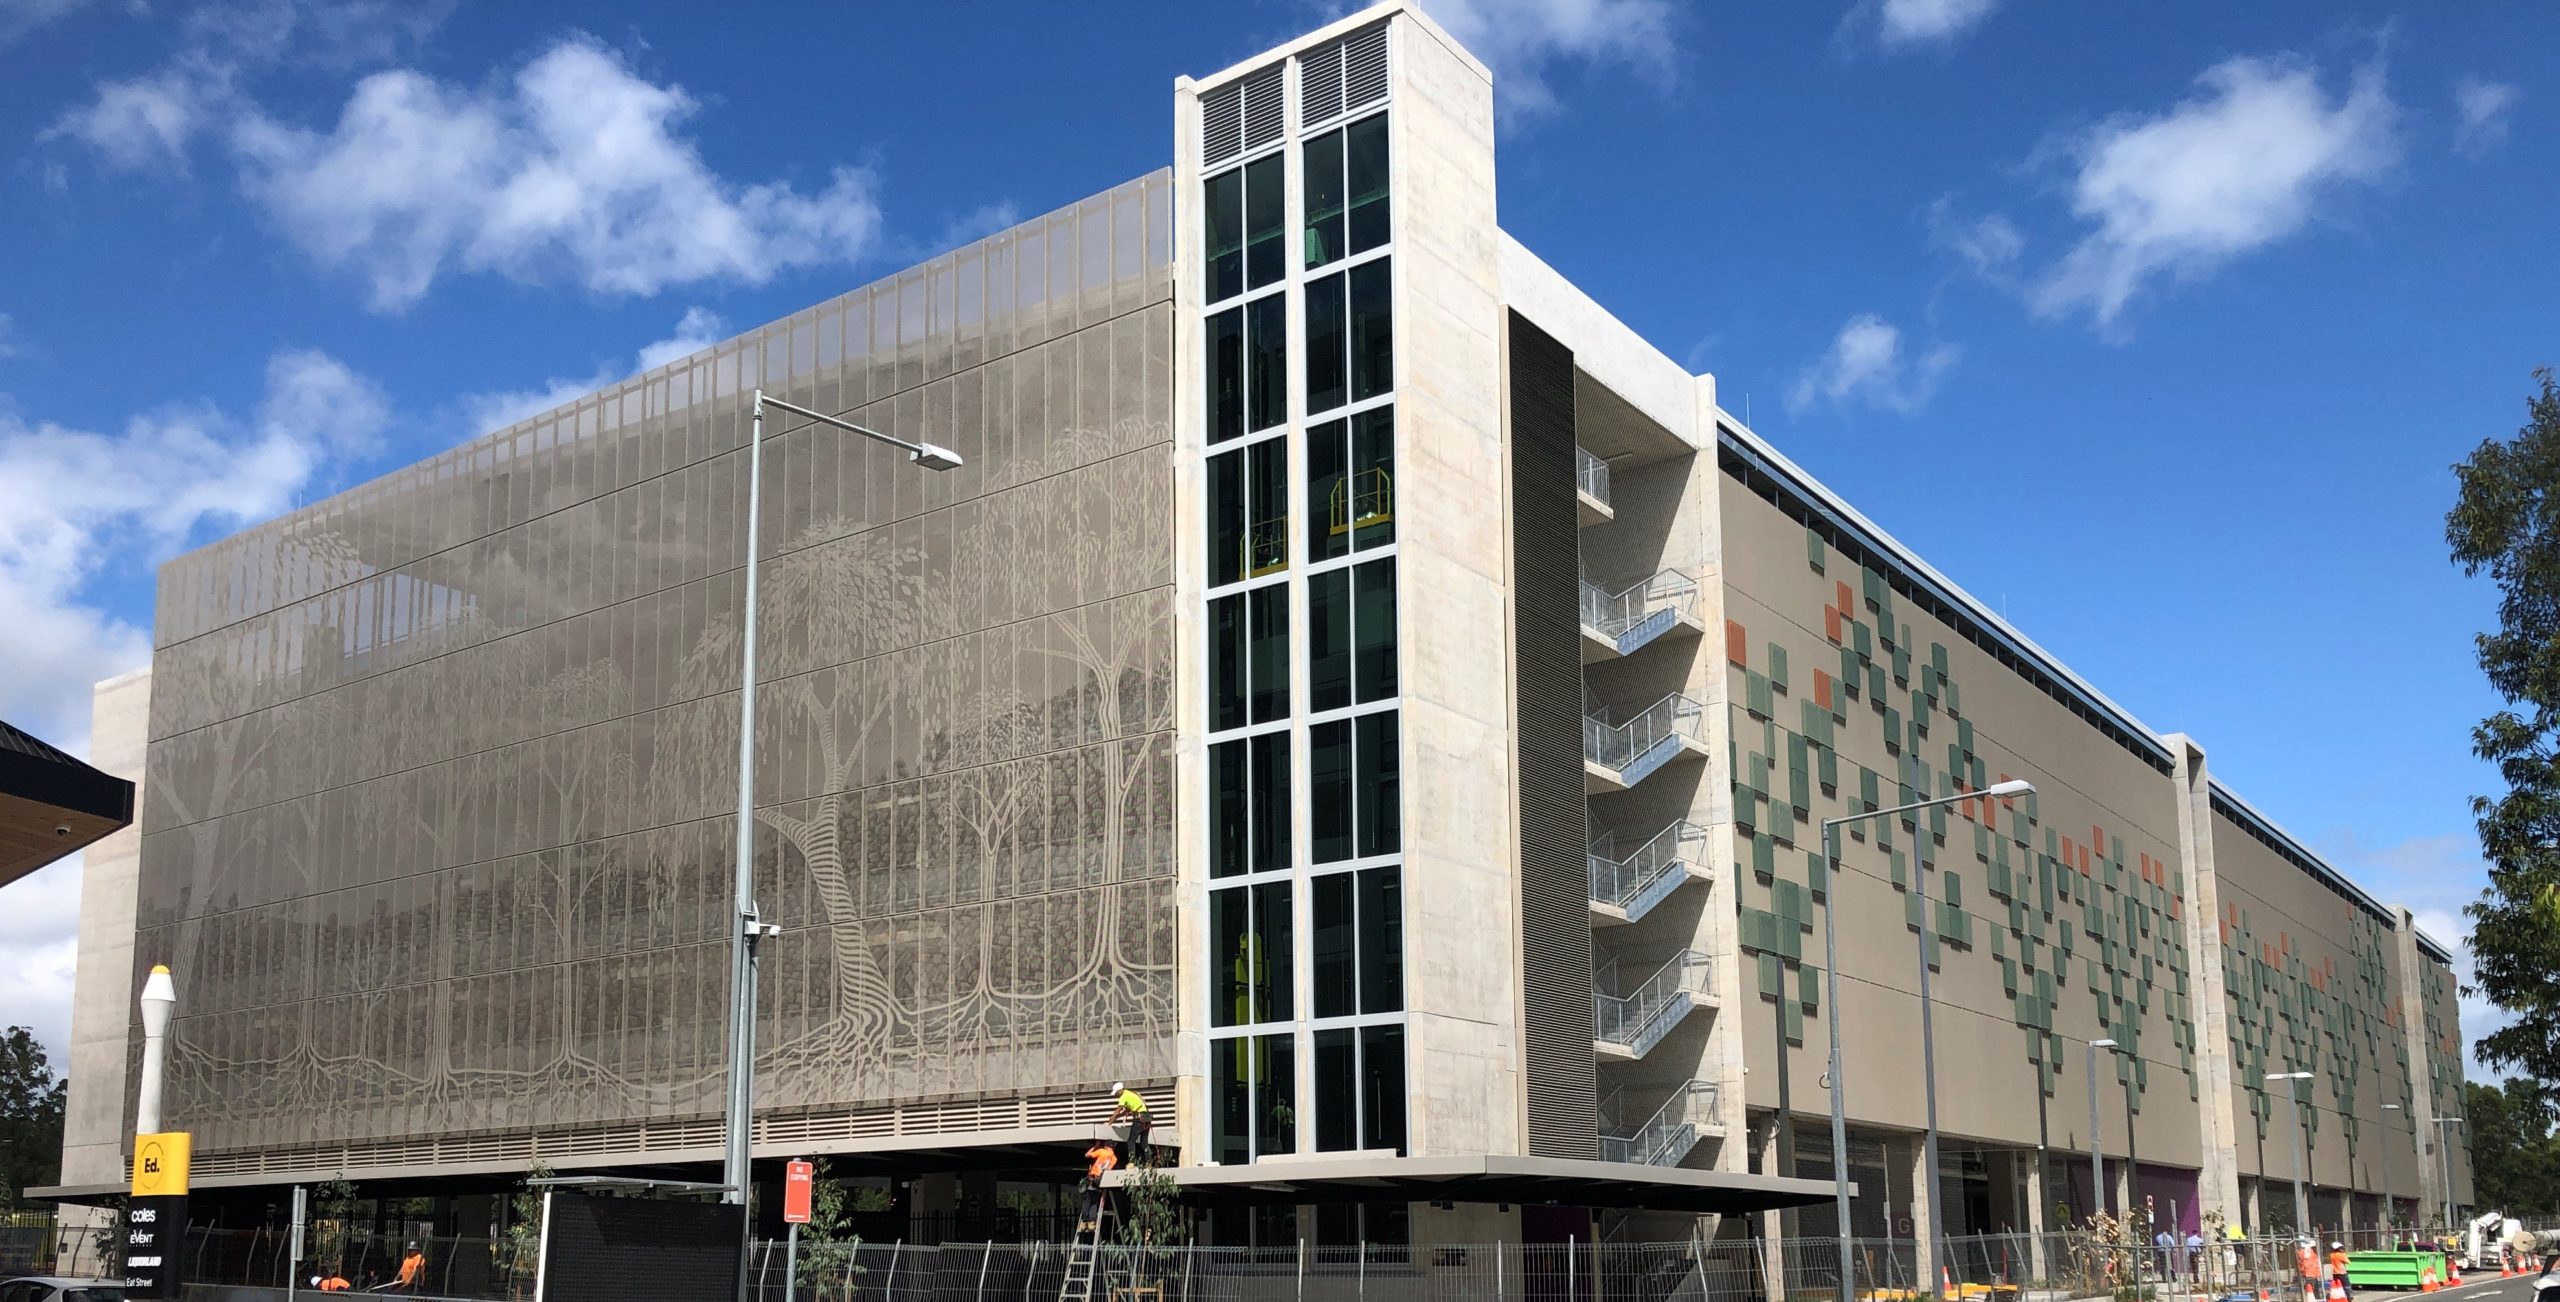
2361, 1271, 2549, 1302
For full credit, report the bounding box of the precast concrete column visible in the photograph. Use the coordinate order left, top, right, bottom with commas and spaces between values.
2164, 735, 2246, 1228
1757, 1114, 1789, 1301
2390, 909, 2443, 1226
1890, 1133, 1934, 1291
2024, 1152, 2050, 1280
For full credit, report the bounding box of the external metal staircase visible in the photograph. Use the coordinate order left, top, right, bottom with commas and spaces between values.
1588, 821, 1712, 926
1583, 693, 1709, 792
1580, 568, 1702, 662
1594, 949, 1715, 1059
1598, 1082, 1723, 1167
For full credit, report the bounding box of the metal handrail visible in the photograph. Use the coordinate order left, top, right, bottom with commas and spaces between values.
1582, 693, 1706, 771
1242, 516, 1288, 577
1589, 820, 1708, 910
1595, 949, 1712, 1048
1576, 445, 1611, 506
1579, 567, 1698, 638
1328, 468, 1393, 536
1599, 1082, 1722, 1165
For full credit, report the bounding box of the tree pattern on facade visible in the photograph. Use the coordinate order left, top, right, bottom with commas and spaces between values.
2220, 874, 2391, 1159
1728, 519, 2202, 1117
128, 174, 1181, 1155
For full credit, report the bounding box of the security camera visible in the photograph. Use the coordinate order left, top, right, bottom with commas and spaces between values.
55, 824, 71, 836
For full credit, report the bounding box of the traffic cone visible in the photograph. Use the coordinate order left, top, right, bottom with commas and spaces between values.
2420, 1264, 2438, 1293
2329, 1274, 2348, 1302
1941, 1265, 1958, 1301
2451, 1257, 2463, 1286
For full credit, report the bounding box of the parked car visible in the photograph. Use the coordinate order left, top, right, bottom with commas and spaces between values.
0, 1279, 128, 1302
2537, 1251, 2560, 1302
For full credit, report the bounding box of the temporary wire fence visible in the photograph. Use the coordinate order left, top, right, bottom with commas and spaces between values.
7, 1220, 2553, 1302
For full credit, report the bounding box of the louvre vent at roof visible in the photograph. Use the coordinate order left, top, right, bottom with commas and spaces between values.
1202, 64, 1285, 168
1240, 64, 1284, 152
1302, 23, 1389, 128
1202, 81, 1242, 165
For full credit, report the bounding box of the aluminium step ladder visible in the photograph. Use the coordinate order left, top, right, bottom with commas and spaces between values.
1058, 1193, 1119, 1302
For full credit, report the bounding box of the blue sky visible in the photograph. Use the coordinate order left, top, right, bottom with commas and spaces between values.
0, 0, 2546, 1076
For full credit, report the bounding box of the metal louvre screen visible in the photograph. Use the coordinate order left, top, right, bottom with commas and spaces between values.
537, 1191, 744, 1302
1507, 312, 1596, 1158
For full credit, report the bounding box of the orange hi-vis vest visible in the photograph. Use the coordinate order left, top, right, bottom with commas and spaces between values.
1086, 1143, 1120, 1181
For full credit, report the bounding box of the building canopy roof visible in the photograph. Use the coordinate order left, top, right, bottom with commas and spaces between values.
1107, 1153, 1848, 1215
0, 716, 133, 888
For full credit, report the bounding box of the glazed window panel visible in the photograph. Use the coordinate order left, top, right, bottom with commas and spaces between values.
1349, 259, 1393, 402
1306, 408, 1392, 562
1308, 568, 1351, 712
1360, 1023, 1407, 1154
1246, 294, 1287, 434
1212, 1032, 1293, 1165
1355, 711, 1399, 858
1344, 114, 1391, 255
1246, 583, 1289, 723
1248, 729, 1290, 872
1304, 276, 1347, 417
1310, 719, 1353, 864
1207, 307, 1244, 445
1314, 1027, 1357, 1151
1357, 865, 1402, 1013
1305, 259, 1392, 416
1352, 557, 1396, 703
1244, 154, 1286, 292
1208, 440, 1288, 586
1303, 112, 1388, 270
1204, 168, 1243, 303
1303, 129, 1346, 268
1312, 873, 1355, 1017
1206, 450, 1243, 587
1210, 593, 1247, 732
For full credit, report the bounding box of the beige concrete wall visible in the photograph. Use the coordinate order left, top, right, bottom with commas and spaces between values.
1389, 8, 1524, 1160
2207, 802, 2410, 1198
1717, 469, 2204, 1189
59, 668, 151, 1195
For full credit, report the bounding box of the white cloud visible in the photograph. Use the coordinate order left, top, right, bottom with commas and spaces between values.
1415, 0, 1676, 118
0, 0, 95, 46
1929, 197, 2026, 277
1876, 0, 1998, 49
2034, 54, 2398, 326
0, 347, 387, 749
2453, 77, 2518, 158
42, 0, 446, 170
935, 201, 1022, 254
0, 855, 83, 1065
0, 313, 21, 359
1788, 313, 1959, 415
229, 38, 884, 311
45, 57, 232, 171
462, 305, 731, 437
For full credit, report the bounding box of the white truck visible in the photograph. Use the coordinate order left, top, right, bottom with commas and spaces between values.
2462, 1211, 2528, 1271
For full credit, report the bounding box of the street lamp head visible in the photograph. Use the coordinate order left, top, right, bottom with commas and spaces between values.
139, 963, 176, 1038
2382, 1103, 2403, 1111
2265, 1071, 2313, 1081
910, 443, 964, 472
1980, 778, 2036, 799
2091, 1038, 2117, 1049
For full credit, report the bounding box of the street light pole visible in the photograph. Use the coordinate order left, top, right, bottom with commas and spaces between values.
2380, 1102, 2402, 1236
1819, 778, 2035, 1302
2266, 1072, 2313, 1234
723, 390, 961, 1290
2433, 1116, 2465, 1232
2090, 1038, 2117, 1220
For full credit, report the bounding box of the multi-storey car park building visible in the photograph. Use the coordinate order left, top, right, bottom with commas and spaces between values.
43, 0, 2473, 1257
